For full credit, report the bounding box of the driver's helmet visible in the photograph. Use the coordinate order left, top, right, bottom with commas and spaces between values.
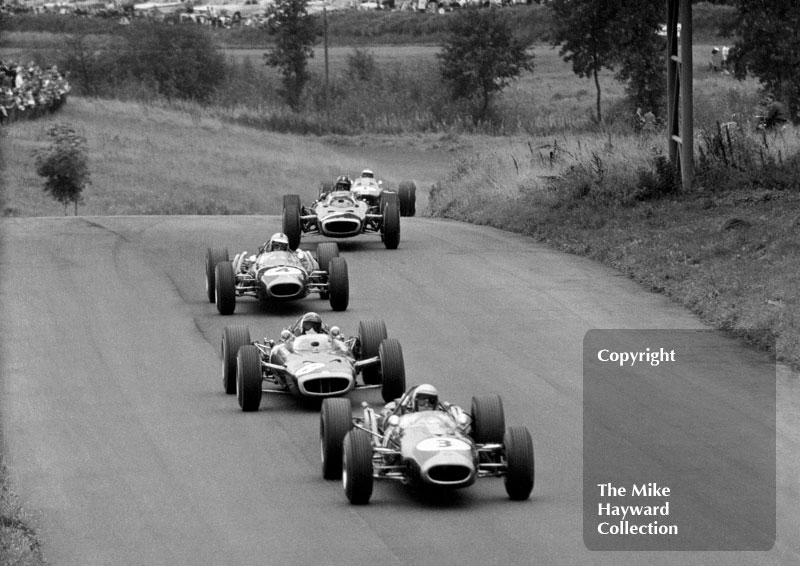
299, 312, 323, 334
411, 384, 439, 412
267, 232, 289, 252
360, 169, 374, 179
335, 175, 352, 191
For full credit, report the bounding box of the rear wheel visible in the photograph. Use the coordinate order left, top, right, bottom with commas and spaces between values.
470, 394, 505, 444
378, 338, 406, 402
221, 325, 250, 394
236, 345, 262, 412
320, 398, 353, 480
282, 203, 302, 250
343, 429, 374, 505
215, 261, 236, 315
358, 319, 388, 385
316, 242, 340, 273
504, 426, 535, 500
382, 202, 400, 250
398, 181, 416, 217
205, 247, 229, 303
327, 257, 349, 311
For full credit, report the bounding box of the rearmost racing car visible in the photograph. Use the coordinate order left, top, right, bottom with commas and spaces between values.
281, 171, 416, 250
220, 313, 407, 411
319, 384, 535, 504
205, 233, 348, 315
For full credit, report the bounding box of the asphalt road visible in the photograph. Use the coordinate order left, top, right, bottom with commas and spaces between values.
1, 216, 798, 566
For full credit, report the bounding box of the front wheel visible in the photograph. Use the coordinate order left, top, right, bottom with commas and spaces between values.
343, 429, 374, 505
221, 325, 251, 395
327, 257, 349, 311
504, 426, 534, 500
236, 345, 263, 412
320, 398, 353, 480
381, 202, 400, 250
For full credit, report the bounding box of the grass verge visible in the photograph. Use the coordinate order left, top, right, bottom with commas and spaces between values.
0, 459, 45, 566
428, 128, 800, 368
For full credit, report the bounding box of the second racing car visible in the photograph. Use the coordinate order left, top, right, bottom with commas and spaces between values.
220, 313, 407, 411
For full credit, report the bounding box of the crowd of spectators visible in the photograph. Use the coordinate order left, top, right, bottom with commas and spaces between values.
0, 60, 71, 124
0, 0, 539, 29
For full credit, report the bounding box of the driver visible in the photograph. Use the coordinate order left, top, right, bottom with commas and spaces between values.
410, 383, 438, 411
299, 312, 325, 335
263, 232, 290, 252
334, 175, 352, 191
360, 169, 375, 179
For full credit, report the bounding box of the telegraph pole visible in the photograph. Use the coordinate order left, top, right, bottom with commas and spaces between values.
666, 0, 693, 189
323, 5, 330, 124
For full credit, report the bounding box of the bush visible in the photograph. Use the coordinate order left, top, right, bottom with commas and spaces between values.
33, 123, 91, 215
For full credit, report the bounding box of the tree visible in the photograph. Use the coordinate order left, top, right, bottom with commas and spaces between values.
33, 123, 90, 216
548, 0, 622, 123
265, 0, 317, 111
726, 0, 800, 122
118, 22, 226, 103
438, 8, 533, 124
610, 0, 666, 117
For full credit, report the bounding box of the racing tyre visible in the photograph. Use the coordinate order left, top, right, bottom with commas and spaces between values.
205, 247, 229, 303
381, 202, 400, 250
282, 203, 302, 251
215, 261, 236, 315
320, 398, 353, 480
503, 426, 535, 500
358, 319, 388, 385
380, 191, 398, 210
221, 325, 251, 395
398, 181, 416, 217
343, 429, 373, 505
378, 338, 406, 403
283, 194, 301, 210
470, 394, 505, 444
327, 257, 349, 311
316, 242, 340, 274
236, 345, 262, 412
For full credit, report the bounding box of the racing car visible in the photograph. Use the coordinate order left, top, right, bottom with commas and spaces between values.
281, 171, 416, 251
221, 314, 407, 411
205, 233, 348, 315
319, 384, 535, 504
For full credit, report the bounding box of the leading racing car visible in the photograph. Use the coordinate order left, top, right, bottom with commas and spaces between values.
221, 313, 407, 411
281, 171, 416, 251
319, 384, 535, 504
205, 233, 348, 315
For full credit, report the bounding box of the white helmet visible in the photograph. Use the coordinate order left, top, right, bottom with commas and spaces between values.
361, 169, 374, 178
267, 232, 289, 251
411, 384, 438, 412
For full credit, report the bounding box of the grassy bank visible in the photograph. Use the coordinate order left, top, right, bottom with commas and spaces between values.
428, 128, 800, 368
0, 460, 44, 566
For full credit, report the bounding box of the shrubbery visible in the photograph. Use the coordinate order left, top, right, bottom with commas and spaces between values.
61, 22, 226, 102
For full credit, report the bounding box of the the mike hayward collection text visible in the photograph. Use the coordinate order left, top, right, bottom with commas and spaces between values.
596, 483, 678, 535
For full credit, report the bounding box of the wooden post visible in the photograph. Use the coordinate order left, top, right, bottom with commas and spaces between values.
666, 0, 693, 189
